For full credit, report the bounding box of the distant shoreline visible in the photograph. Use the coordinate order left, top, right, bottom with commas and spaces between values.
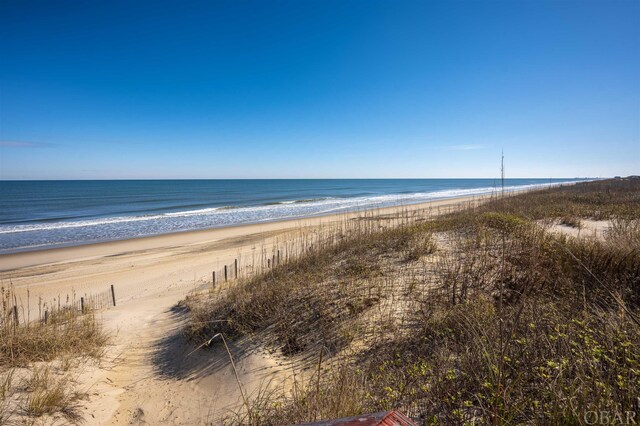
0, 192, 491, 271
0, 180, 580, 271
0, 179, 588, 255
0, 192, 501, 256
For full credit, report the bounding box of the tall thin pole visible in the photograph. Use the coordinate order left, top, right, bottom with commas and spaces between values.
501, 150, 505, 198
499, 149, 506, 315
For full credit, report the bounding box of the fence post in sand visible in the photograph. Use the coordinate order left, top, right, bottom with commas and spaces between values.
44, 310, 49, 325
234, 259, 238, 279
272, 255, 276, 267
212, 271, 216, 288
13, 305, 18, 325
224, 265, 228, 282
277, 250, 280, 265
81, 297, 85, 314
267, 258, 271, 268
110, 285, 116, 307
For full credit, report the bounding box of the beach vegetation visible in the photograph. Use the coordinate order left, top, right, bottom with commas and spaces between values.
25, 366, 82, 420
185, 178, 640, 425
0, 286, 107, 423
1, 287, 107, 367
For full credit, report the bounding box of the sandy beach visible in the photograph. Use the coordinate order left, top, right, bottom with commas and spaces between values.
2, 0, 635, 421
0, 194, 483, 425
0, 194, 481, 273
3, 0, 635, 422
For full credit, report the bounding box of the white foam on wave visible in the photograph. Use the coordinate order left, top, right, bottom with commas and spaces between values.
0, 180, 583, 236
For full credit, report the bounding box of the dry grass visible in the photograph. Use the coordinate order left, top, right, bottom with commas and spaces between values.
186, 224, 437, 357
25, 366, 82, 421
0, 286, 108, 423
559, 215, 582, 228
480, 177, 640, 221
184, 178, 640, 425
607, 217, 640, 250
0, 369, 15, 424
1, 287, 107, 367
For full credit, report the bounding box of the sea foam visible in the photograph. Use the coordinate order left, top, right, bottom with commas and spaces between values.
0, 180, 586, 253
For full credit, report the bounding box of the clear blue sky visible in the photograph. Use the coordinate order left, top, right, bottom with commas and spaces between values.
1, 0, 638, 179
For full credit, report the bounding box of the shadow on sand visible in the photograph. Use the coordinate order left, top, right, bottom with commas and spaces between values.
150, 304, 282, 382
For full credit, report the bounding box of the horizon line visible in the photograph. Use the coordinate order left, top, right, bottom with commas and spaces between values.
0, 177, 603, 182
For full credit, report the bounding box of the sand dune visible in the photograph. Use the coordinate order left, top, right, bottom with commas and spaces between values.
0, 195, 485, 424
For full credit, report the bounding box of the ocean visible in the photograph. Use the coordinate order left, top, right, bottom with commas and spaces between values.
0, 179, 587, 253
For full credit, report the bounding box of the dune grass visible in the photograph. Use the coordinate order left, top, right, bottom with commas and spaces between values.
1, 286, 107, 368
0, 286, 108, 423
187, 224, 438, 357
185, 178, 640, 425
24, 365, 83, 421
480, 177, 640, 221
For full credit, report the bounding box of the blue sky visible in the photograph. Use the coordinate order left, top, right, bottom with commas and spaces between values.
1, 0, 638, 179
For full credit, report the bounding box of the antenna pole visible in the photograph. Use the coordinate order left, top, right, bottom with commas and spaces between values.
501, 150, 505, 197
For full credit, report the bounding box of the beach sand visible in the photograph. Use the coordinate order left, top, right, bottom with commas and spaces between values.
0, 195, 484, 425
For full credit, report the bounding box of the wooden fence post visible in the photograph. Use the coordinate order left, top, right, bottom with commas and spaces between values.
44, 310, 49, 325
277, 250, 280, 265
224, 265, 228, 282
212, 271, 216, 287
234, 259, 238, 279
81, 297, 85, 314
110, 285, 116, 307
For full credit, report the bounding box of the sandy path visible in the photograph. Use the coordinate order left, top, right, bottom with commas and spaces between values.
0, 196, 484, 424
3, 224, 301, 424
59, 227, 298, 425
81, 282, 292, 425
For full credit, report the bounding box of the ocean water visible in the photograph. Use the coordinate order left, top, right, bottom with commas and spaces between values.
0, 179, 586, 253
